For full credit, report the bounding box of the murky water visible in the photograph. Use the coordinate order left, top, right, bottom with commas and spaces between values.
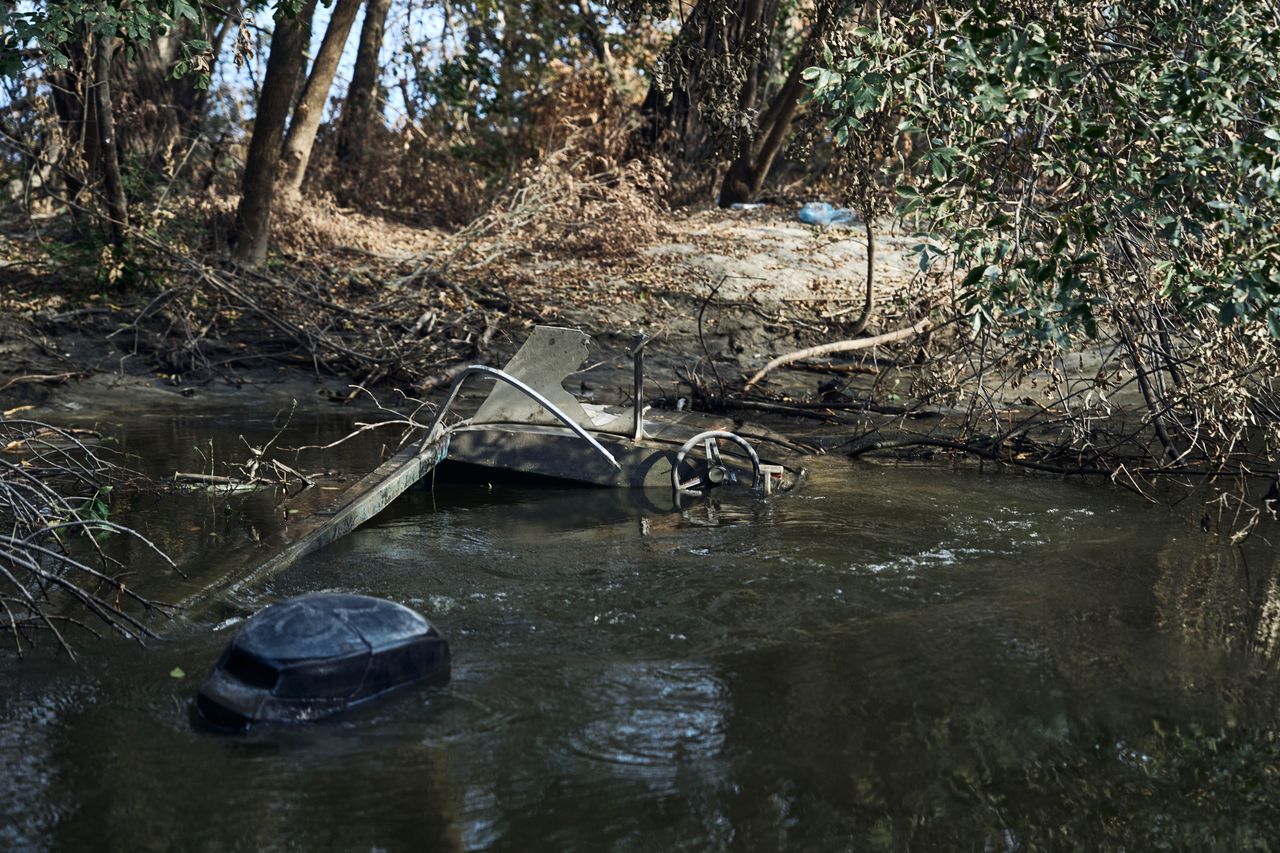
4, 412, 1280, 849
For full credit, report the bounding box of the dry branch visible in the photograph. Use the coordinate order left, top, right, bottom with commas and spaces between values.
0, 419, 177, 658
743, 319, 932, 392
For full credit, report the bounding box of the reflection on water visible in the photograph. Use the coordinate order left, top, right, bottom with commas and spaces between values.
568, 661, 728, 772
3, 414, 1280, 848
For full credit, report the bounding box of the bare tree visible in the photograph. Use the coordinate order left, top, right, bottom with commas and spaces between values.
42, 30, 130, 243
93, 35, 129, 246
279, 0, 364, 199
110, 12, 236, 174
717, 36, 813, 205
231, 0, 318, 267
335, 0, 391, 170
640, 0, 782, 178
576, 0, 616, 77
0, 419, 177, 657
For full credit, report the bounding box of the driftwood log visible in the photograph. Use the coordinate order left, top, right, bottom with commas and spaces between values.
743, 319, 931, 392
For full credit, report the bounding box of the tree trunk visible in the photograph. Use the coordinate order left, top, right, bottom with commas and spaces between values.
495, 3, 525, 119
717, 44, 809, 206
336, 0, 392, 166
232, 0, 318, 266
576, 0, 616, 78
93, 35, 129, 246
48, 48, 92, 233
109, 23, 199, 173
43, 27, 112, 235
279, 0, 363, 198
639, 0, 780, 186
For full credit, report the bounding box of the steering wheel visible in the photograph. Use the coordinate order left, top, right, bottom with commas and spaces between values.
671, 430, 763, 496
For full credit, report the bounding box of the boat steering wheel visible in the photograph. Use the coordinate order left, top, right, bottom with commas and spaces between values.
671, 430, 763, 497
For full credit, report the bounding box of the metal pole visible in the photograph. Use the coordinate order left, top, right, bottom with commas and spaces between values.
425, 365, 621, 471
632, 333, 648, 442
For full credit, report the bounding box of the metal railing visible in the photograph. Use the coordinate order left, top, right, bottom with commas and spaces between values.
424, 365, 622, 471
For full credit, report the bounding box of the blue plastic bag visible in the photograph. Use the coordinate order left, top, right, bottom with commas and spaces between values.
797, 202, 858, 226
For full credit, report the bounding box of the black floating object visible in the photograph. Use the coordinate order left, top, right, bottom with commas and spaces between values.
195, 593, 450, 732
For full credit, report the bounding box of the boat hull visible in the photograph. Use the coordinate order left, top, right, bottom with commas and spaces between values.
444, 421, 802, 491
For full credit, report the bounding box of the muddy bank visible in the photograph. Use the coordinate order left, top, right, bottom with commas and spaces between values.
0, 203, 1158, 489
2, 206, 920, 418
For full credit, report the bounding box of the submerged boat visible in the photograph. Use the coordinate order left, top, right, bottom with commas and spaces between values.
191, 327, 807, 611
425, 326, 806, 498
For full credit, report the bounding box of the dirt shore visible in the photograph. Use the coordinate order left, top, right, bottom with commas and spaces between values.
2, 204, 921, 423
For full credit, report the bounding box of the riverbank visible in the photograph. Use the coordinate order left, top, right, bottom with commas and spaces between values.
2, 201, 941, 465
1, 203, 920, 412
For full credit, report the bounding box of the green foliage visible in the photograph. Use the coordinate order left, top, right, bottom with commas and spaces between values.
6, 2, 167, 72
84, 486, 112, 524
1, 1, 284, 87
805, 1, 1280, 344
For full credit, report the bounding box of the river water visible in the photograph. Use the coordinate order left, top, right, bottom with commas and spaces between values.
3, 410, 1279, 849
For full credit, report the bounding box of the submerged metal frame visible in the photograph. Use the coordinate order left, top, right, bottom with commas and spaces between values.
425, 365, 621, 471
632, 333, 648, 442
671, 430, 764, 496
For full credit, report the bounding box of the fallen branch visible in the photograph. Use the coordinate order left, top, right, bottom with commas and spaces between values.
732, 397, 936, 419
174, 472, 253, 486
785, 361, 882, 377
2, 418, 177, 657
0, 372, 84, 392
743, 318, 931, 392
843, 433, 1122, 478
